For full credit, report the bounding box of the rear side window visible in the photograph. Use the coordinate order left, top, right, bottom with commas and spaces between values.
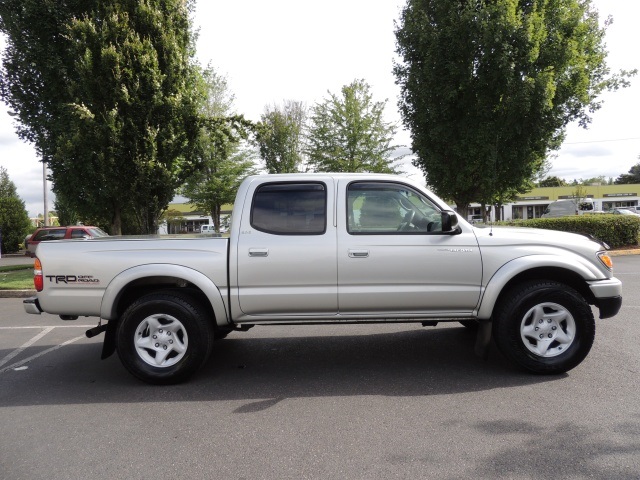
32, 229, 67, 241
70, 229, 88, 239
251, 182, 326, 235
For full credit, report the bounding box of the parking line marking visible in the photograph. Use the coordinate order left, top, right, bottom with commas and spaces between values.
0, 334, 86, 374
0, 326, 54, 368
0, 325, 95, 329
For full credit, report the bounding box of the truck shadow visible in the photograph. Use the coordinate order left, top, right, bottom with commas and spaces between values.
0, 324, 567, 408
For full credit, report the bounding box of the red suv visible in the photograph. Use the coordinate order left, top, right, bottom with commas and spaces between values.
26, 226, 108, 257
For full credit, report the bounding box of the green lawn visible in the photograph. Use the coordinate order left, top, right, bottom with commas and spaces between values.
0, 265, 34, 290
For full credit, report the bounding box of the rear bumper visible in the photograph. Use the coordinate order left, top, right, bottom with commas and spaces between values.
23, 296, 43, 315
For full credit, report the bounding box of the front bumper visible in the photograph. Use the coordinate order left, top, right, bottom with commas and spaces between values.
23, 296, 43, 315
588, 277, 623, 319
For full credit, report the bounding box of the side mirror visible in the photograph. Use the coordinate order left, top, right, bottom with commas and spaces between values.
441, 211, 459, 233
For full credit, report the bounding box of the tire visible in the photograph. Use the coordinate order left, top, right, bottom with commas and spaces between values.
492, 280, 595, 374
116, 292, 214, 385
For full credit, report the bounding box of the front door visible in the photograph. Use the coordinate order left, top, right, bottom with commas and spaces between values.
337, 180, 482, 315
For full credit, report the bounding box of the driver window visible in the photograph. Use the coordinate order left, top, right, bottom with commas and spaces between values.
347, 182, 442, 234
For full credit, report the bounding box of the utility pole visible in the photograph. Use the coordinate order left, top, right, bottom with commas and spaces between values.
43, 161, 48, 226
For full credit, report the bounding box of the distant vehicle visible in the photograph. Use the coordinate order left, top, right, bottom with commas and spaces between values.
541, 198, 595, 218
200, 224, 216, 233
27, 226, 109, 257
611, 208, 640, 216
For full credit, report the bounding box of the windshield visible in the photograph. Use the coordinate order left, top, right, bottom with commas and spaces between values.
86, 227, 109, 237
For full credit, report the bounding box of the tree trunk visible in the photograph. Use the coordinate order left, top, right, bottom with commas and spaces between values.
111, 206, 122, 235
494, 203, 502, 221
211, 205, 221, 233
454, 199, 470, 221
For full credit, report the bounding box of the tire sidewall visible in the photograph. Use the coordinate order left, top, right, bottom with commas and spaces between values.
116, 293, 212, 384
494, 282, 595, 374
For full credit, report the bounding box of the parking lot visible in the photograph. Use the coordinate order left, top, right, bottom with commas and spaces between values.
1, 256, 640, 479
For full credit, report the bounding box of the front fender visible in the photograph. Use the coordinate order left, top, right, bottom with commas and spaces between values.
100, 264, 230, 327
476, 254, 605, 320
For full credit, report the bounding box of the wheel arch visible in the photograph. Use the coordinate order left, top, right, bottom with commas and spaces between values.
100, 264, 230, 328
477, 255, 600, 320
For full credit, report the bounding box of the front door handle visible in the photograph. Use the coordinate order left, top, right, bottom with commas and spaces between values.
249, 248, 269, 257
348, 249, 369, 258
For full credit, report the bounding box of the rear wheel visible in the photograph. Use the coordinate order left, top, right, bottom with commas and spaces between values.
116, 292, 214, 384
493, 281, 595, 374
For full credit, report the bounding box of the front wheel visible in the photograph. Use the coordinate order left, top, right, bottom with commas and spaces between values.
116, 292, 214, 384
492, 281, 595, 374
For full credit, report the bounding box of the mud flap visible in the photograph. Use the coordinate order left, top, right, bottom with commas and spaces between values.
101, 320, 118, 359
474, 319, 492, 360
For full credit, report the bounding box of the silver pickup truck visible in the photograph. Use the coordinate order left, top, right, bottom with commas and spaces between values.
24, 173, 622, 384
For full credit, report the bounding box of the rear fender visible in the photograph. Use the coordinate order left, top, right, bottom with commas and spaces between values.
100, 264, 230, 327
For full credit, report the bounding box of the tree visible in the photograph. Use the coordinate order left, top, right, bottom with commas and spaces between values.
538, 176, 568, 188
394, 0, 635, 218
181, 67, 257, 233
255, 100, 307, 173
615, 160, 640, 184
0, 1, 90, 167
161, 208, 185, 234
1, 1, 201, 235
305, 79, 401, 173
0, 167, 32, 253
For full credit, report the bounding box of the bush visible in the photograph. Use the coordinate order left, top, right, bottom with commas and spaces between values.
498, 215, 640, 249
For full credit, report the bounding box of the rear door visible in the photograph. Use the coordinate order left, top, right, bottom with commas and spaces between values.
235, 178, 338, 316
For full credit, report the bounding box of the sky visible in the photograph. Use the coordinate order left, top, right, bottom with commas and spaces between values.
1, 0, 639, 217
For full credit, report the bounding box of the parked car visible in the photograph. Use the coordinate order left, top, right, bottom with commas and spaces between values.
611, 208, 640, 216
26, 226, 109, 257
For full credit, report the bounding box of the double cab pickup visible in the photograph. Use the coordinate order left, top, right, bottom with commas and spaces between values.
24, 174, 622, 384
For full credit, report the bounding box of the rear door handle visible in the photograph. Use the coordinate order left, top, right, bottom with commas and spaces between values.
348, 249, 369, 258
249, 248, 269, 257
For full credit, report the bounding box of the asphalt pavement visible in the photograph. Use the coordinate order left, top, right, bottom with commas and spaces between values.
1, 255, 639, 479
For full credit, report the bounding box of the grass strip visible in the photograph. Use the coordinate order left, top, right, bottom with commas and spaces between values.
0, 266, 34, 290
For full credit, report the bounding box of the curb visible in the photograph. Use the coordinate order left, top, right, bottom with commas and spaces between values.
0, 290, 36, 299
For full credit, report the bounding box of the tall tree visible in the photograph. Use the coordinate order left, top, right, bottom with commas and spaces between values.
0, 1, 90, 166
0, 167, 32, 253
615, 160, 640, 184
181, 67, 257, 233
255, 100, 307, 173
306, 79, 401, 173
394, 0, 635, 217
1, 0, 201, 235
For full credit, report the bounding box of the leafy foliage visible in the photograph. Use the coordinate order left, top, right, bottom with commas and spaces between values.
181, 67, 257, 233
394, 0, 635, 217
306, 79, 400, 173
1, 0, 202, 235
615, 161, 640, 185
255, 100, 307, 174
0, 167, 32, 253
538, 176, 568, 187
501, 215, 640, 249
